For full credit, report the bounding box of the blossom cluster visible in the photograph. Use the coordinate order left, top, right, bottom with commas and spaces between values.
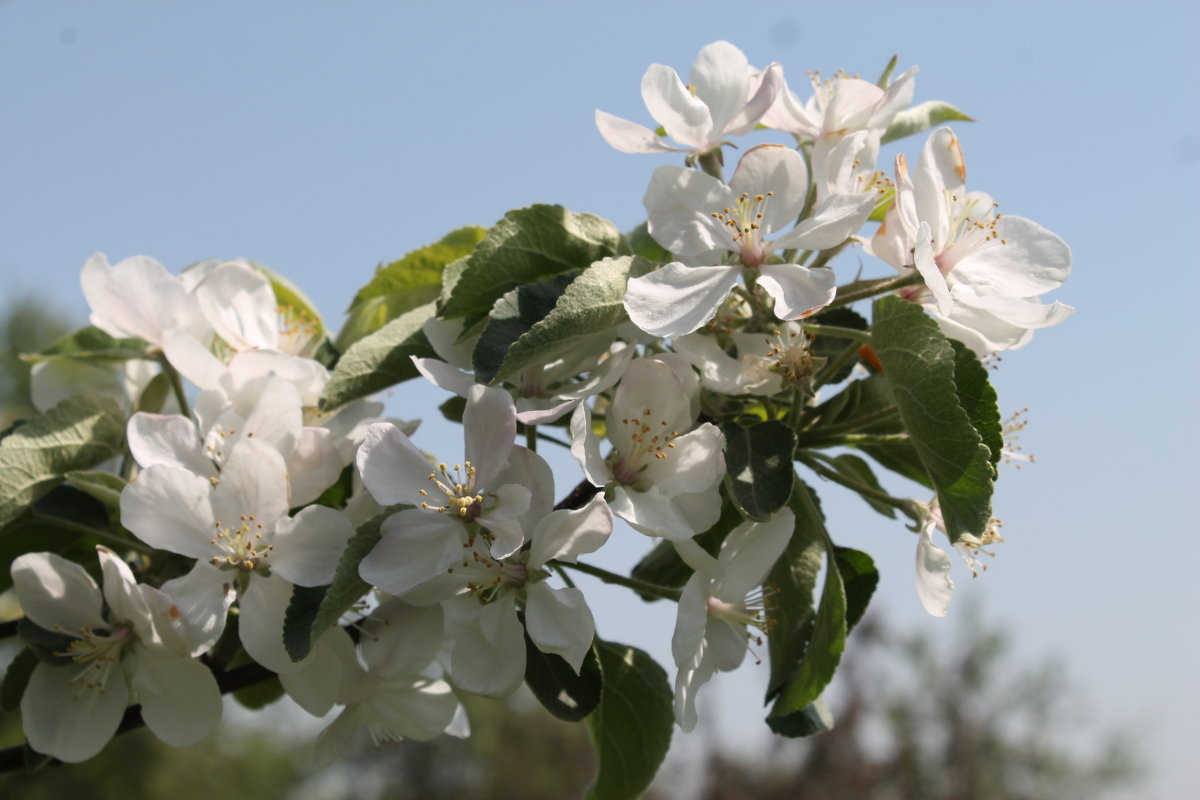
1, 40, 1070, 789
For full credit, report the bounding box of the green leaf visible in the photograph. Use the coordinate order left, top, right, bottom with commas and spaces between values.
319, 302, 438, 411
881, 100, 975, 145
481, 256, 649, 385
585, 640, 673, 800
765, 479, 825, 701
626, 221, 670, 263
22, 325, 149, 363
133, 371, 173, 414
472, 273, 576, 384
233, 676, 285, 710
0, 393, 126, 527
875, 54, 899, 88
440, 204, 623, 322
722, 420, 796, 521
871, 296, 995, 541
951, 339, 1003, 469
0, 516, 98, 594
808, 307, 869, 386
65, 470, 127, 510
338, 226, 486, 351
766, 697, 835, 738
834, 547, 878, 633
1, 647, 38, 712
824, 454, 896, 518
524, 632, 603, 722
283, 508, 393, 662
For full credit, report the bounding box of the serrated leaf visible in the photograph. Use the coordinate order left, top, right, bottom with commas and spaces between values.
484, 256, 649, 386
834, 546, 878, 632
472, 273, 576, 383
283, 508, 393, 662
441, 204, 623, 322
1, 647, 38, 711
722, 420, 795, 521
881, 100, 975, 145
951, 339, 1003, 469
768, 498, 847, 718
524, 631, 603, 722
626, 222, 670, 263
585, 640, 673, 800
319, 302, 438, 410
22, 325, 149, 363
0, 393, 126, 526
871, 296, 994, 541
64, 470, 127, 510
338, 226, 486, 351
765, 478, 825, 701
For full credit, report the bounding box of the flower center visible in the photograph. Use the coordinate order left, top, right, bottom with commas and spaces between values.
53, 622, 134, 697
706, 586, 776, 661
277, 304, 320, 357
610, 407, 680, 486
419, 462, 484, 522
711, 191, 774, 268
209, 513, 272, 571
446, 542, 530, 604
935, 193, 1006, 276
763, 327, 818, 385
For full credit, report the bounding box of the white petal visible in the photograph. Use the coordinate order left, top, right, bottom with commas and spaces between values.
610, 485, 698, 541
119, 465, 218, 560
526, 583, 595, 673
412, 356, 475, 398
211, 438, 291, 531
953, 215, 1072, 297
356, 421, 440, 506
11, 552, 104, 633
641, 63, 711, 151
22, 661, 127, 762
365, 676, 460, 742
727, 62, 782, 135
529, 494, 613, 566
314, 706, 366, 771
195, 261, 278, 351
358, 509, 466, 597
463, 384, 517, 491
127, 412, 215, 476
914, 221, 953, 316
270, 505, 356, 587
772, 191, 876, 252
162, 329, 229, 392
671, 573, 711, 669
445, 596, 525, 697
688, 40, 750, 138
625, 262, 740, 338
159, 562, 235, 656
360, 599, 445, 676
916, 526, 955, 617
97, 546, 153, 640
238, 574, 303, 674
280, 627, 357, 716
673, 649, 716, 733
570, 403, 613, 486
133, 647, 222, 746
715, 509, 795, 602
594, 110, 684, 154
757, 263, 837, 320
727, 144, 808, 234
639, 423, 725, 498
643, 165, 731, 255
286, 427, 343, 506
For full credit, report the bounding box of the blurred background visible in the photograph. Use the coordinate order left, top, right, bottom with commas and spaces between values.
0, 1, 1195, 797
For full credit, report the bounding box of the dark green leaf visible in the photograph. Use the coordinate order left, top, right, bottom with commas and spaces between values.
722, 420, 795, 521
808, 307, 869, 386
824, 454, 896, 519
765, 478, 825, 701
834, 547, 878, 633
338, 226, 486, 350
441, 204, 623, 322
65, 470, 127, 510
585, 640, 674, 800
524, 631, 603, 722
0, 394, 126, 526
951, 339, 1003, 469
871, 296, 995, 541
626, 221, 670, 263
319, 302, 439, 410
472, 273, 576, 383
133, 372, 173, 414
766, 697, 835, 738
283, 584, 329, 663
1, 647, 39, 712
233, 676, 285, 710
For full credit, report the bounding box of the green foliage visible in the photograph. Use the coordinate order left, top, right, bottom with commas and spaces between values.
0, 648, 37, 712
722, 419, 795, 521
64, 470, 127, 510
0, 393, 126, 527
472, 273, 576, 383
834, 547, 878, 633
338, 226, 487, 350
319, 301, 439, 410
871, 296, 995, 541
881, 100, 975, 144
524, 633, 603, 722
765, 479, 824, 701
23, 326, 148, 364
440, 205, 624, 324
585, 640, 673, 800
822, 454, 896, 518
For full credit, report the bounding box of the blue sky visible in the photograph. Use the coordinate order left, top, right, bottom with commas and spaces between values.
1, 2, 1196, 797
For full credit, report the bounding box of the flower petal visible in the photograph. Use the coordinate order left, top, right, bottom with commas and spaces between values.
594, 110, 684, 154
22, 661, 127, 762
624, 262, 740, 338
11, 552, 104, 633
641, 63, 711, 150
119, 465, 218, 560
757, 263, 837, 320
916, 526, 955, 617
133, 647, 223, 747
526, 583, 595, 673
358, 509, 465, 597
270, 505, 356, 587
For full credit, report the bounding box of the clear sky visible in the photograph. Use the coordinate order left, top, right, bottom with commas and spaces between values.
1, 2, 1196, 797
